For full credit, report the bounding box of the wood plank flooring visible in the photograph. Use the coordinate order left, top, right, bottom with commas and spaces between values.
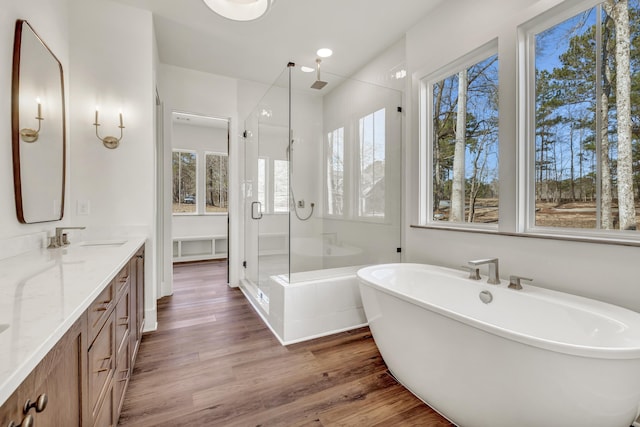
118, 260, 453, 426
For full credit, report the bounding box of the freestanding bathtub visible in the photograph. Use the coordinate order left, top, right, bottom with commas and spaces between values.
357, 263, 640, 427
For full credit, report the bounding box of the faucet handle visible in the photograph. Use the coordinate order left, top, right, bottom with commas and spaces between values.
460, 266, 481, 280
508, 275, 533, 290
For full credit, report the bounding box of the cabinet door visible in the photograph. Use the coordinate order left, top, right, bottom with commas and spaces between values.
0, 383, 27, 427
88, 311, 115, 424
0, 314, 87, 427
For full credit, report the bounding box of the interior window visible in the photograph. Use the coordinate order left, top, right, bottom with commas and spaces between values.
532, 0, 639, 232
172, 150, 197, 214
359, 108, 386, 218
273, 159, 289, 213
429, 52, 499, 224
257, 157, 266, 212
326, 127, 345, 216
205, 153, 228, 213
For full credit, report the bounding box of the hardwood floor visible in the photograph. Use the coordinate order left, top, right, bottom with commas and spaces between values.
118, 260, 453, 426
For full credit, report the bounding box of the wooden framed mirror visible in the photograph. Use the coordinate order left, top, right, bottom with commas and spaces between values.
12, 19, 66, 224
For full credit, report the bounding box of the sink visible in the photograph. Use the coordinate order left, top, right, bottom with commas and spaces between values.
0, 324, 9, 334
78, 240, 126, 247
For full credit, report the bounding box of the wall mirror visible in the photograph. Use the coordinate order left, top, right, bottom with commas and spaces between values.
12, 19, 65, 223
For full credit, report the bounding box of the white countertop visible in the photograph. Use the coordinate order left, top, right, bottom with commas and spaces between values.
0, 237, 145, 406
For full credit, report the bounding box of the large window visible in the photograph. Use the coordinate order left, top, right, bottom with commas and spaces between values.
359, 109, 386, 218
427, 48, 499, 225
273, 159, 289, 213
172, 150, 197, 214
531, 0, 640, 232
205, 153, 228, 213
257, 157, 266, 211
326, 127, 345, 216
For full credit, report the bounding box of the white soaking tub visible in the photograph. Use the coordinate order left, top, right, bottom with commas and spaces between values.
357, 263, 640, 427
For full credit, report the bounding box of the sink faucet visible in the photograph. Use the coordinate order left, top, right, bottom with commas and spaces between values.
48, 227, 86, 248
468, 258, 500, 285
508, 275, 533, 290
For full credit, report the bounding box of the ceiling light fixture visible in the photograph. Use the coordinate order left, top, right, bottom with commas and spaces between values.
300, 66, 314, 73
202, 0, 275, 22
316, 48, 333, 58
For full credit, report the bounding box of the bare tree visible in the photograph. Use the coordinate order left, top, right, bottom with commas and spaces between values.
451, 69, 468, 222
601, 12, 614, 229
605, 0, 637, 229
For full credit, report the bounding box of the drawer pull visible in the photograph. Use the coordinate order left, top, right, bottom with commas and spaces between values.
7, 414, 34, 427
95, 357, 111, 373
95, 302, 110, 311
23, 393, 47, 413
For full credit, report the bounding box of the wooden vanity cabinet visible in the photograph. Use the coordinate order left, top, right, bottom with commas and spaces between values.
0, 314, 87, 427
0, 247, 145, 427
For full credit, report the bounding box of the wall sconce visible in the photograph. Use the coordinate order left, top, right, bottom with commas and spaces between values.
93, 107, 124, 149
20, 97, 44, 143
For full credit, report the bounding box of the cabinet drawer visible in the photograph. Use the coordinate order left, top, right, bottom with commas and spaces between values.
93, 382, 115, 427
114, 263, 130, 299
113, 336, 130, 421
88, 281, 114, 343
88, 311, 115, 421
115, 286, 130, 359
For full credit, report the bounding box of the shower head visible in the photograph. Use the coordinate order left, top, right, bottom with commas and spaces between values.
311, 80, 328, 90
311, 58, 328, 90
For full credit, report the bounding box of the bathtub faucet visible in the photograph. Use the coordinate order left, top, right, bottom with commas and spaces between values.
468, 258, 500, 285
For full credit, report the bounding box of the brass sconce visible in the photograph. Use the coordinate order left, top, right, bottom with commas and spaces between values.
20, 97, 44, 143
93, 107, 124, 149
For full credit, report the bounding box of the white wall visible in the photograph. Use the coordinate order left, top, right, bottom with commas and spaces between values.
404, 0, 640, 311
68, 0, 157, 327
0, 0, 70, 241
157, 63, 240, 287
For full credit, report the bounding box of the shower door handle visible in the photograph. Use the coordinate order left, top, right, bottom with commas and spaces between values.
251, 201, 263, 220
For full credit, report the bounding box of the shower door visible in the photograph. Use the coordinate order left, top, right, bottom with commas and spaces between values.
243, 68, 290, 302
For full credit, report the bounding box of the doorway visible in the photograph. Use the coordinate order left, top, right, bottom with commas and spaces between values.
169, 111, 230, 286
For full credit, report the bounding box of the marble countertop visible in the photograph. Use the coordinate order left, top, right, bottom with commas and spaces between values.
0, 237, 145, 406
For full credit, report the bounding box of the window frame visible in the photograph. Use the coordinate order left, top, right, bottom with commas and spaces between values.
204, 151, 229, 216
172, 149, 199, 216
519, 0, 640, 242
419, 39, 499, 230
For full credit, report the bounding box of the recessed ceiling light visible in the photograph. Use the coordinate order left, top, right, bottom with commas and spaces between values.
202, 0, 276, 22
316, 48, 333, 58
300, 66, 314, 73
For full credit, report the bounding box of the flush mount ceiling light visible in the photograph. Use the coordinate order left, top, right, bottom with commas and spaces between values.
316, 48, 333, 58
300, 66, 315, 73
202, 0, 275, 22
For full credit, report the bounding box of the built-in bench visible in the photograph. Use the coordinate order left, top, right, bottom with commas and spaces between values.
172, 235, 228, 262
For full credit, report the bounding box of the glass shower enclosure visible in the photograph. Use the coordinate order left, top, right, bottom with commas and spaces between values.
243, 61, 403, 315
